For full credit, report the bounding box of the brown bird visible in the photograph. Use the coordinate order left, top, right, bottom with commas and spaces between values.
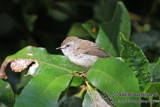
56, 37, 110, 71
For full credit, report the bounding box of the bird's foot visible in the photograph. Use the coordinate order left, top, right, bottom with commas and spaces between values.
73, 70, 88, 77
82, 69, 89, 74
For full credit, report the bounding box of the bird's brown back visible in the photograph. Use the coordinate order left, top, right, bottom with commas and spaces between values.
77, 39, 111, 58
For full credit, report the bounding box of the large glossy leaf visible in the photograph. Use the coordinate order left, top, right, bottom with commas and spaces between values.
101, 2, 131, 56
0, 79, 14, 107
96, 27, 117, 56
87, 57, 140, 107
120, 33, 150, 91
0, 46, 83, 107
14, 69, 73, 107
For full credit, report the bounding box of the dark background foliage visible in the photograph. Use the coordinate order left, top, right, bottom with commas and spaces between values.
0, 0, 160, 64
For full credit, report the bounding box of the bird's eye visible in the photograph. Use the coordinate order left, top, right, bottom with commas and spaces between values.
66, 45, 70, 47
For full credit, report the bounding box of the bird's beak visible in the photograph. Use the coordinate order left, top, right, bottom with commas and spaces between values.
56, 47, 63, 50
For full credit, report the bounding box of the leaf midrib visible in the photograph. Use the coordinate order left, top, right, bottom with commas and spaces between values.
38, 60, 71, 73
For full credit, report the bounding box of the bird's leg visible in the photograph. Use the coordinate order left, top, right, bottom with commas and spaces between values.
78, 69, 89, 77
82, 69, 89, 74
73, 69, 89, 77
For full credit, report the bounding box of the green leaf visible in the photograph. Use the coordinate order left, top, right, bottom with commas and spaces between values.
82, 20, 97, 39
14, 71, 73, 107
120, 33, 150, 91
101, 1, 131, 56
67, 23, 90, 39
0, 46, 83, 107
94, 0, 117, 21
87, 57, 140, 107
96, 27, 117, 56
143, 82, 160, 97
0, 79, 14, 107
152, 58, 160, 82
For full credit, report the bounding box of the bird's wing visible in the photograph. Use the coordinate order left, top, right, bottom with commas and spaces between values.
78, 40, 111, 58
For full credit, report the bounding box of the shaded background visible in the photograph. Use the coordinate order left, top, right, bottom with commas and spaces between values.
0, 0, 160, 64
